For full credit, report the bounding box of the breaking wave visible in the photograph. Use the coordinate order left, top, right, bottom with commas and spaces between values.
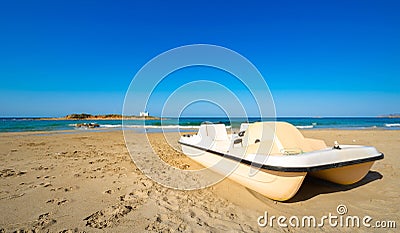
295, 125, 314, 129
385, 123, 400, 127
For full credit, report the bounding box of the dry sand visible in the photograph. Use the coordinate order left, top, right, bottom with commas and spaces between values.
0, 129, 398, 232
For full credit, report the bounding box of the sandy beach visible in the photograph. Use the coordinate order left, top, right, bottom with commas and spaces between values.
0, 129, 398, 232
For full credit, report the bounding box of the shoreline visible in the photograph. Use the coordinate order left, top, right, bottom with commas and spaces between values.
0, 126, 399, 135
2, 117, 399, 133
0, 127, 399, 136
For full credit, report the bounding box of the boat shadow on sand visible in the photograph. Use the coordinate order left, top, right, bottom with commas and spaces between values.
248, 171, 383, 203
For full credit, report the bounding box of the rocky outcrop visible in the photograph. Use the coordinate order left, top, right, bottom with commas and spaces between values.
66, 113, 93, 119
76, 123, 100, 128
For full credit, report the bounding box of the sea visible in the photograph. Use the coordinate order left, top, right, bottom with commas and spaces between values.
0, 117, 400, 133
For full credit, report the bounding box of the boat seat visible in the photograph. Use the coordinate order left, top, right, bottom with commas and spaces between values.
198, 124, 228, 141
242, 122, 327, 155
239, 123, 250, 132
274, 122, 326, 152
241, 122, 277, 155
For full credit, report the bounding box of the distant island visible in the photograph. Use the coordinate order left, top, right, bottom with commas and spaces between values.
378, 113, 400, 118
39, 113, 161, 120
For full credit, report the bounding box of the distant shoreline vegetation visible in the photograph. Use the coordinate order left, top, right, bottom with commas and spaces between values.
39, 113, 161, 120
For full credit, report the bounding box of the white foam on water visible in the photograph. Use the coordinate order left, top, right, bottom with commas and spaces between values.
100, 124, 122, 128
295, 125, 314, 129
385, 123, 400, 127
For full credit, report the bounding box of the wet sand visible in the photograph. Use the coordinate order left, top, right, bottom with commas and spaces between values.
0, 129, 398, 232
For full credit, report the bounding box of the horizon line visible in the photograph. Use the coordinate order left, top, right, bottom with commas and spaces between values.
0, 115, 397, 118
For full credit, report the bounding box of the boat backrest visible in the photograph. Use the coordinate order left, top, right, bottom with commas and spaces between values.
274, 122, 326, 152
274, 122, 306, 150
242, 122, 276, 154
239, 123, 250, 132
242, 122, 275, 146
198, 124, 228, 141
242, 122, 326, 155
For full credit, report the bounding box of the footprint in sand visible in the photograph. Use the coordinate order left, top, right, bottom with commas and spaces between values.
83, 204, 133, 229
46, 198, 68, 205
145, 213, 188, 232
0, 169, 27, 178
84, 183, 151, 229
40, 182, 52, 187
104, 189, 114, 194
11, 213, 57, 232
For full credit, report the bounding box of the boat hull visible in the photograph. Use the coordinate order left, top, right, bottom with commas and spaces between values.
310, 161, 374, 185
178, 122, 384, 201
181, 144, 306, 201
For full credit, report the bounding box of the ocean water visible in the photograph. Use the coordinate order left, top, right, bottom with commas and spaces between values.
0, 117, 399, 133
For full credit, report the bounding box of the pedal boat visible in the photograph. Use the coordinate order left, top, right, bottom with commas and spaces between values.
178, 122, 383, 201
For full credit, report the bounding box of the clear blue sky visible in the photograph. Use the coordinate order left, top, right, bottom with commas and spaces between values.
0, 0, 399, 117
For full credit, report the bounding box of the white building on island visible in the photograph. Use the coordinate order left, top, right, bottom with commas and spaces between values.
139, 111, 149, 117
